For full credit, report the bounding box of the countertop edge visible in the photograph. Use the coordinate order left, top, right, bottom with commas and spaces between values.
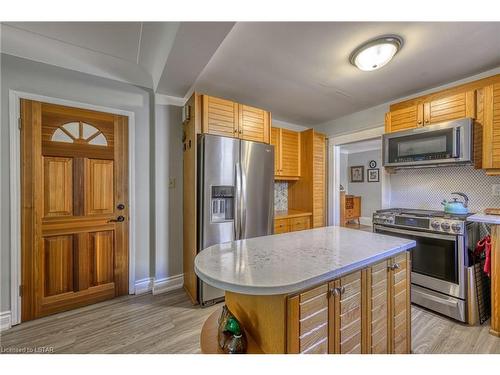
467, 213, 500, 225
194, 241, 415, 296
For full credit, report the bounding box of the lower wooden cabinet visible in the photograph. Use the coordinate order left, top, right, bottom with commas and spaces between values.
274, 214, 311, 234
286, 253, 411, 354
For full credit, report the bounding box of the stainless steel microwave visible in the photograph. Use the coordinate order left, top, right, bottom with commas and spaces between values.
382, 118, 473, 168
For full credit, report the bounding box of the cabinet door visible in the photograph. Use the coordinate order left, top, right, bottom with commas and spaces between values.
389, 253, 411, 354
274, 218, 289, 234
239, 104, 270, 143
312, 132, 326, 228
270, 127, 281, 176
483, 84, 500, 171
424, 91, 475, 125
366, 260, 389, 354
280, 129, 300, 178
385, 104, 421, 133
329, 271, 363, 354
202, 95, 238, 138
287, 284, 329, 353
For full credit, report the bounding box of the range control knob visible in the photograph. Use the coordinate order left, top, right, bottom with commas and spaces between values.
440, 222, 451, 231
431, 221, 441, 229
451, 223, 462, 232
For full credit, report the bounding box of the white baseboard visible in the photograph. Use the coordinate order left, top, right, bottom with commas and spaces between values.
134, 274, 184, 295
153, 274, 184, 295
0, 311, 12, 331
134, 277, 154, 295
359, 217, 373, 226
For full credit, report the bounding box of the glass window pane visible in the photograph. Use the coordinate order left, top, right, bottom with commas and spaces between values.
51, 128, 74, 143
62, 122, 80, 138
82, 123, 99, 140
88, 133, 108, 146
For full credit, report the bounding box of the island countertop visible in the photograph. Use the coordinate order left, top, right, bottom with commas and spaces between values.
194, 226, 415, 295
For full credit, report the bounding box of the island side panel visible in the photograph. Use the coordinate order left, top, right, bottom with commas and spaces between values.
225, 291, 288, 354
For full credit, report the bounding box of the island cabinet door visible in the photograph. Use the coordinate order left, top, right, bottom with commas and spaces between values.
364, 260, 390, 354
328, 270, 363, 354
388, 252, 411, 354
286, 283, 329, 353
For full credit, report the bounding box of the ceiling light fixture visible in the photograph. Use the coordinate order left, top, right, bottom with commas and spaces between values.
349, 35, 403, 71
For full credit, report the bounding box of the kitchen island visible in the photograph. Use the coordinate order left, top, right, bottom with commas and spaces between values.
195, 226, 415, 354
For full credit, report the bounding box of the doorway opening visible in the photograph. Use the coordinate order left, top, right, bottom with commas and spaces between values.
338, 138, 382, 232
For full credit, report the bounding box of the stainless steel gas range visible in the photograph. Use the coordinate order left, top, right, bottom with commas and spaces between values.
373, 208, 477, 323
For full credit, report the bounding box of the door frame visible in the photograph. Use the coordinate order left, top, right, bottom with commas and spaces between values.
327, 126, 390, 226
9, 90, 137, 325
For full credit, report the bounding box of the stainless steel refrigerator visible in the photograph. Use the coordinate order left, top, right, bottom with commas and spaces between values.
197, 134, 274, 306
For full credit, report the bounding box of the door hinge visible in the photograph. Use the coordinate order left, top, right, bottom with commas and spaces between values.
19, 284, 23, 297
18, 117, 22, 131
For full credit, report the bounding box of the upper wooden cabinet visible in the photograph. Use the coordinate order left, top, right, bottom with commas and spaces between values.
482, 83, 500, 174
201, 94, 270, 144
386, 91, 476, 133
271, 127, 301, 180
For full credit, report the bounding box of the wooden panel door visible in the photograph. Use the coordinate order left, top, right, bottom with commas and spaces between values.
270, 127, 282, 177
483, 84, 500, 171
385, 104, 421, 133
312, 132, 326, 228
21, 100, 129, 321
388, 253, 411, 353
365, 260, 389, 354
202, 95, 238, 138
239, 104, 270, 143
424, 91, 475, 125
329, 271, 363, 354
287, 283, 329, 353
280, 129, 300, 178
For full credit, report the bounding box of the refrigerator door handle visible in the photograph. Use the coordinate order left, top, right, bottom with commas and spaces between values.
235, 162, 241, 240
240, 161, 247, 239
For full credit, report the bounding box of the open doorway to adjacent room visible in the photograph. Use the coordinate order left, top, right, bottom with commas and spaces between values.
334, 136, 386, 233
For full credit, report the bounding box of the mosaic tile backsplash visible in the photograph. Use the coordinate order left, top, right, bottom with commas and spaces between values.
389, 166, 500, 213
274, 182, 288, 211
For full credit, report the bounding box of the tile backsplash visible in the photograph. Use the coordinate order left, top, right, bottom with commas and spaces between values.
274, 182, 288, 211
389, 166, 500, 212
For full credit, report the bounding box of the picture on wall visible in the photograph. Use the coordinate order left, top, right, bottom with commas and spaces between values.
350, 166, 364, 183
367, 168, 380, 182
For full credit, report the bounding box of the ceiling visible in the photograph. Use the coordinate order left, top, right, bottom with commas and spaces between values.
195, 22, 500, 125
2, 22, 500, 126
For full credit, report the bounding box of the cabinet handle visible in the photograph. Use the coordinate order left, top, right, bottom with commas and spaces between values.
417, 121, 422, 125
329, 286, 345, 297
388, 263, 400, 271
425, 120, 429, 124
239, 130, 242, 134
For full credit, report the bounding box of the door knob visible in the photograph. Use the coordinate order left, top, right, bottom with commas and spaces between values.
108, 215, 125, 223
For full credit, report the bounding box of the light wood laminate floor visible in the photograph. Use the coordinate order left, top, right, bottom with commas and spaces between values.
1, 288, 499, 354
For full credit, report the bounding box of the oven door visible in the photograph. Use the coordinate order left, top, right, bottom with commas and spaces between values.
373, 225, 465, 299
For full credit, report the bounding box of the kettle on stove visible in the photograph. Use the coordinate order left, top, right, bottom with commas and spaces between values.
441, 192, 469, 214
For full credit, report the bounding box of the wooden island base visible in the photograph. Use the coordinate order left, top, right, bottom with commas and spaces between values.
200, 252, 412, 354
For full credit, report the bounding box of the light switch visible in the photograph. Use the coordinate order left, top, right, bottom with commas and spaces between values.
169, 177, 176, 189
492, 184, 500, 196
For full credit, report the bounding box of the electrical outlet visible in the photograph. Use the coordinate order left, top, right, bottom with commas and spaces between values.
492, 184, 500, 196
169, 177, 176, 189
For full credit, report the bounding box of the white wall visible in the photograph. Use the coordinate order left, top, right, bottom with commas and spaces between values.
346, 150, 382, 218
0, 53, 155, 312
154, 104, 183, 281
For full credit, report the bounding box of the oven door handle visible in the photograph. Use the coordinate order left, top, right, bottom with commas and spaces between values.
374, 224, 457, 241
